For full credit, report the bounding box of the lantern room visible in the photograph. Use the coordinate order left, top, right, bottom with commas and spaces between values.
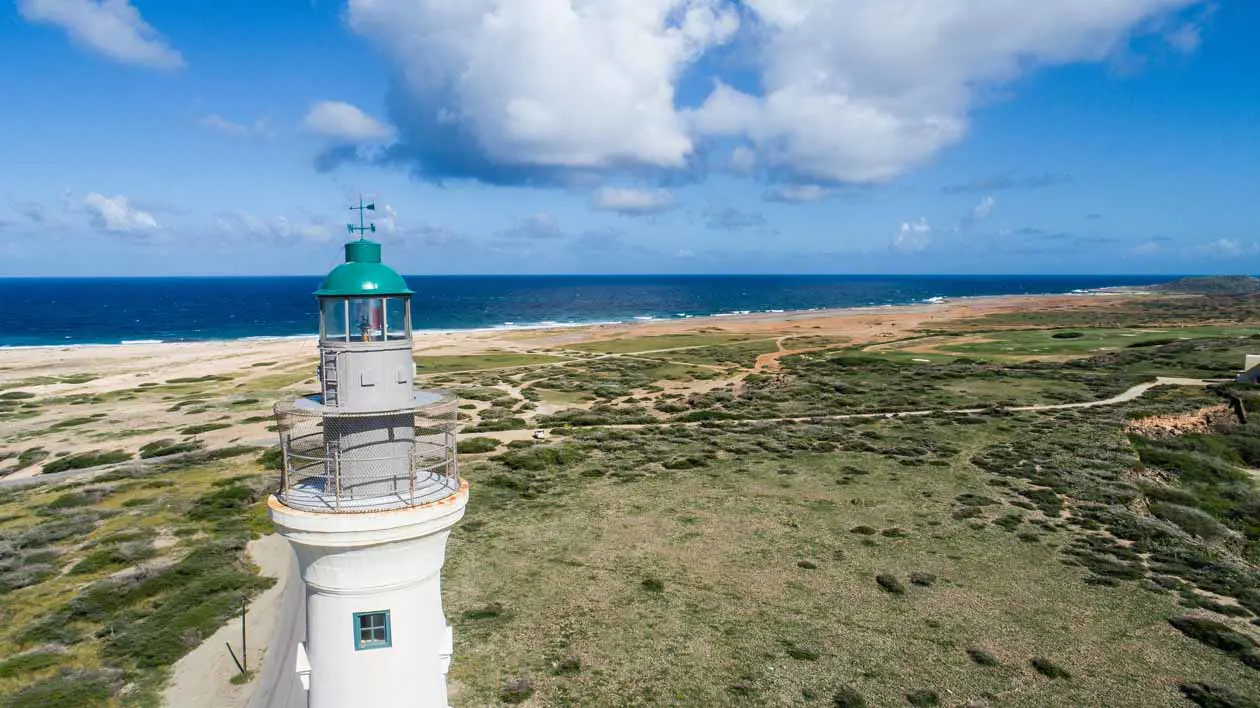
315, 240, 413, 343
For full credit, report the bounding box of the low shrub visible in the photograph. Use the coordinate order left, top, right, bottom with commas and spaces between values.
41, 450, 131, 475
1168, 616, 1260, 669
0, 668, 120, 708
785, 643, 820, 661
909, 572, 936, 587
500, 678, 533, 705
461, 602, 505, 620
876, 574, 906, 595
457, 437, 500, 454
1031, 657, 1072, 679
1179, 682, 1259, 708
1149, 502, 1233, 542
139, 439, 204, 459
257, 447, 283, 471
179, 423, 231, 436
906, 690, 940, 707
0, 649, 62, 678
832, 686, 867, 708
966, 648, 1000, 667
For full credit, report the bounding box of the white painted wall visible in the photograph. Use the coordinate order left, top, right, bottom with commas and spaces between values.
270, 484, 468, 708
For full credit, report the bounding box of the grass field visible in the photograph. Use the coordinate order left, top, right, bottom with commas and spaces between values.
445, 394, 1260, 706
415, 352, 572, 374
0, 454, 276, 707
4, 290, 1260, 707
643, 339, 783, 368
872, 326, 1260, 361
563, 332, 765, 354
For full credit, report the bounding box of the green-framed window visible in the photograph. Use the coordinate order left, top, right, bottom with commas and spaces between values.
353, 610, 391, 650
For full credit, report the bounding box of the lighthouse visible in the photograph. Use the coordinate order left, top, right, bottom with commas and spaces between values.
269, 199, 467, 708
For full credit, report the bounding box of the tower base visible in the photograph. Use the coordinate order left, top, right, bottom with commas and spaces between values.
269, 480, 468, 708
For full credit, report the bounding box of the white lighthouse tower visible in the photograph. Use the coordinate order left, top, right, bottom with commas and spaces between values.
269, 199, 467, 708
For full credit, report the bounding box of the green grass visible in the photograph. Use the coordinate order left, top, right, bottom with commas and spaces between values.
563, 332, 762, 354
40, 450, 132, 475
874, 326, 1260, 361
645, 339, 781, 367
444, 408, 1260, 705
415, 352, 570, 374
0, 456, 277, 705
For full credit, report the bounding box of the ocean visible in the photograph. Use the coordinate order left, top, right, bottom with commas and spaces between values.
0, 274, 1175, 347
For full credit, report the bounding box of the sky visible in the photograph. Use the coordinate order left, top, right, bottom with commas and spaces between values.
0, 0, 1257, 276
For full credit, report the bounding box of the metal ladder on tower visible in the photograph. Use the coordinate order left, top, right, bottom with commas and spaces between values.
320, 350, 339, 406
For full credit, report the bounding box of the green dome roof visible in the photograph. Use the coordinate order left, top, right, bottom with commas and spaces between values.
314, 240, 413, 297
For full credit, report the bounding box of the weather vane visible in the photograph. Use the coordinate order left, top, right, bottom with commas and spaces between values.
347, 194, 376, 239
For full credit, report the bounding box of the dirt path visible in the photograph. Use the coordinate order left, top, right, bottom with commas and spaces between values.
163, 534, 295, 708
752, 336, 850, 373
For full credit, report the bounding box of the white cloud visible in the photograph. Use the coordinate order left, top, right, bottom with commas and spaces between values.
1196, 238, 1259, 258
83, 193, 159, 234
973, 196, 997, 220
1165, 23, 1202, 54
893, 217, 931, 253
347, 0, 1201, 187
346, 0, 739, 172
18, 0, 184, 70
589, 187, 675, 216
376, 204, 399, 234
216, 212, 331, 243
198, 114, 272, 137
763, 184, 830, 203
302, 101, 393, 143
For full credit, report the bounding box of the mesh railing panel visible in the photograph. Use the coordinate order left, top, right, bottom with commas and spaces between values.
273, 392, 460, 513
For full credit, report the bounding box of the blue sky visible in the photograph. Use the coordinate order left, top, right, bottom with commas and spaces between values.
1, 0, 1257, 276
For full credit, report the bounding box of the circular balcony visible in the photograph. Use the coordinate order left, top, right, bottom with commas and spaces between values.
272, 390, 459, 513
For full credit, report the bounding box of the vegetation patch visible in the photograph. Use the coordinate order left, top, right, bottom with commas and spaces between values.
41, 450, 131, 475
1031, 657, 1072, 679
457, 437, 501, 454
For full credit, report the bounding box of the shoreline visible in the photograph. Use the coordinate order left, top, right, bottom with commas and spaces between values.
0, 285, 1153, 351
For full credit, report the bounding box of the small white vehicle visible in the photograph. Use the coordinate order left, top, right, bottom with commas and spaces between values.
532, 429, 548, 440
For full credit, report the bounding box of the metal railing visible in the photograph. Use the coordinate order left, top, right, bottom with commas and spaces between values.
272, 391, 460, 513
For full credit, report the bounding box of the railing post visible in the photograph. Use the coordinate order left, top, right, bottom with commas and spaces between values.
279, 431, 291, 499
332, 448, 341, 511
408, 445, 416, 506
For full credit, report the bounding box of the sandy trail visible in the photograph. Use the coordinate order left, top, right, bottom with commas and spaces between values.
162, 534, 295, 708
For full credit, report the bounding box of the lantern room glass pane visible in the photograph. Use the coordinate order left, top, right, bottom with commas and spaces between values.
349, 298, 385, 342
385, 297, 410, 341
321, 298, 348, 341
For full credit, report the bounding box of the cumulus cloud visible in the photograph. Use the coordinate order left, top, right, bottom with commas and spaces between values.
763, 184, 830, 203
893, 217, 931, 253
589, 187, 676, 216
83, 193, 159, 234
942, 173, 1071, 194
1196, 238, 1259, 258
346, 0, 1201, 187
302, 101, 393, 143
347, 0, 738, 181
198, 114, 272, 137
499, 212, 566, 240
215, 212, 331, 243
704, 205, 767, 232
18, 0, 184, 70
973, 196, 997, 220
